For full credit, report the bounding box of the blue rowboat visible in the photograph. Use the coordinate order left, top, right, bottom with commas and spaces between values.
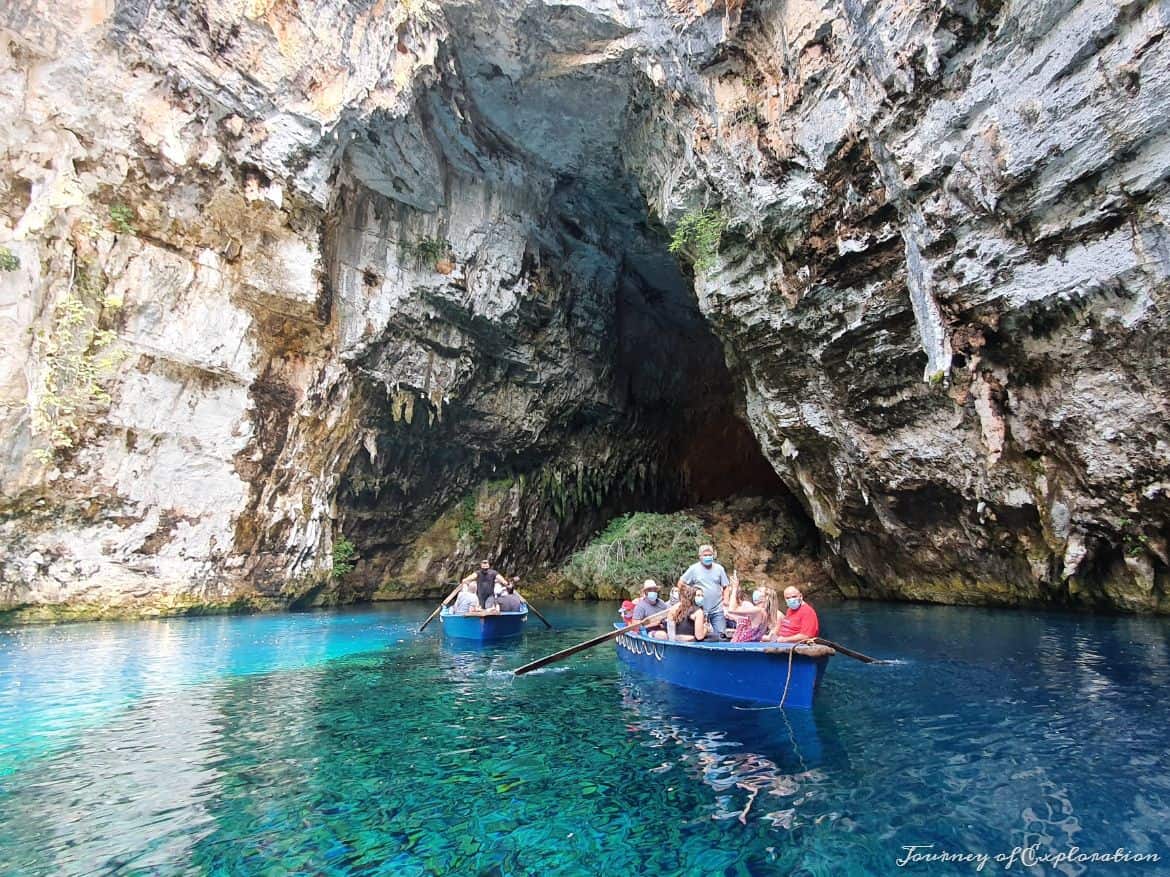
613, 626, 833, 709
440, 606, 529, 641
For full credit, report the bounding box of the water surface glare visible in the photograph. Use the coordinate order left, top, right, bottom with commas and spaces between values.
1, 602, 1169, 876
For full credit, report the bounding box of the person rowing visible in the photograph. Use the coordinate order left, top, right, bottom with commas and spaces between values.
632, 580, 670, 632
461, 558, 509, 610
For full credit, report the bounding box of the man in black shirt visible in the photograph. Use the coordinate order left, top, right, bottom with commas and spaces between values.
461, 559, 508, 609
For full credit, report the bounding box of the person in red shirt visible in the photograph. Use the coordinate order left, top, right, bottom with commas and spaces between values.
766, 585, 819, 642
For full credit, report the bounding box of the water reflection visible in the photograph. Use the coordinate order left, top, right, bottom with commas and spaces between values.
614, 672, 843, 831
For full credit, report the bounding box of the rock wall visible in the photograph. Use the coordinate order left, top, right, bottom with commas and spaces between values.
626, 0, 1170, 611
0, 0, 1167, 619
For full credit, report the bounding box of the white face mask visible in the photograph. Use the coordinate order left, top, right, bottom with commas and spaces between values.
752, 590, 764, 604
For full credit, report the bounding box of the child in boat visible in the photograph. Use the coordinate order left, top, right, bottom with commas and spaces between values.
619, 600, 636, 626
650, 584, 708, 642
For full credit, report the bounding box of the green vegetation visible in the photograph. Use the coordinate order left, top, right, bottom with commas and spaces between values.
668, 208, 726, 273
562, 511, 710, 599
331, 537, 356, 579
108, 204, 136, 236
407, 236, 450, 270
32, 261, 123, 461
456, 493, 485, 543
1119, 517, 1151, 558
0, 246, 19, 272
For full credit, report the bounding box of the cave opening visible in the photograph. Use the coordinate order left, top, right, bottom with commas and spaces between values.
323, 5, 818, 596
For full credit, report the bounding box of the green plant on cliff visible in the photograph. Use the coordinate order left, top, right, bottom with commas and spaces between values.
332, 537, 356, 579
108, 204, 136, 236
32, 260, 124, 460
407, 236, 450, 270
0, 246, 19, 272
669, 208, 726, 273
456, 493, 485, 543
563, 511, 710, 599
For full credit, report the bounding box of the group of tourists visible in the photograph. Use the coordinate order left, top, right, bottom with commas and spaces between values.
624, 544, 819, 644
451, 559, 525, 614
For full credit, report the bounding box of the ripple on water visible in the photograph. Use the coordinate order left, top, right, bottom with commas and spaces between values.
1, 601, 1169, 875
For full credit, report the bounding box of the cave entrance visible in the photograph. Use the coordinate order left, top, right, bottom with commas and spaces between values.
325, 6, 811, 595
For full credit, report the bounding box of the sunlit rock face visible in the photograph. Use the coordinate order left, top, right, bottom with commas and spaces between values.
0, 0, 1167, 617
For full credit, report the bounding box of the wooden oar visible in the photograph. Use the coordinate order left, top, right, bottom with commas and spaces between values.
418, 583, 463, 632
513, 608, 672, 675
516, 592, 553, 629
811, 637, 883, 664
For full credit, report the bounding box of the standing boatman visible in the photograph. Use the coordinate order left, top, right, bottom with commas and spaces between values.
677, 544, 729, 639
461, 558, 509, 610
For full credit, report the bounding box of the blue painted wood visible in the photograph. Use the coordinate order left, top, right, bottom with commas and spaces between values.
440, 606, 529, 641
613, 626, 830, 709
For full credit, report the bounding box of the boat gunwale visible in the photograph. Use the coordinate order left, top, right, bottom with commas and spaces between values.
617, 627, 829, 657
440, 606, 529, 619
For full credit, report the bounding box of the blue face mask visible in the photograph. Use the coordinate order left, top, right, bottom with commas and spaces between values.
786, 597, 802, 610
647, 592, 658, 602
701, 556, 714, 567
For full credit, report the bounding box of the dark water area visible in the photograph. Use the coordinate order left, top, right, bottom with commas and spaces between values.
1, 601, 1169, 876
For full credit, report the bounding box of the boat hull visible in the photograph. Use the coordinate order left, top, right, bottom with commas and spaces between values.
440, 608, 528, 641
614, 629, 830, 709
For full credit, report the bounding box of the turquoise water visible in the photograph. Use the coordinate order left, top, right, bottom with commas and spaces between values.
1, 602, 1169, 876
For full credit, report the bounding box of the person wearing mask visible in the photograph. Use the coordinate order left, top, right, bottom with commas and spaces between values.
632, 580, 670, 631
650, 584, 706, 642
766, 585, 820, 642
461, 559, 508, 610
677, 544, 730, 639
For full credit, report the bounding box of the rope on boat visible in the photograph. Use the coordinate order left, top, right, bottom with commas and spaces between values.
778, 644, 796, 709
734, 644, 807, 712
617, 632, 665, 661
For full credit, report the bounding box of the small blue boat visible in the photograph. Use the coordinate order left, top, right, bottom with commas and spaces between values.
614, 626, 833, 709
440, 606, 529, 641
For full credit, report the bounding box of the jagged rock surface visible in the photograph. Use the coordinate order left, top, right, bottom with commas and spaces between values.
0, 0, 1167, 618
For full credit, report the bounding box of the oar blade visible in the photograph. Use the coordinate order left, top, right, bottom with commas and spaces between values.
812, 637, 883, 664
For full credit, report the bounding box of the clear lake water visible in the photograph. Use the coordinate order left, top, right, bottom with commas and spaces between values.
1, 600, 1169, 876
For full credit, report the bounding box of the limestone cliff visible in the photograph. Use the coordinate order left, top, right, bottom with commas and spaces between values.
0, 0, 1166, 619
